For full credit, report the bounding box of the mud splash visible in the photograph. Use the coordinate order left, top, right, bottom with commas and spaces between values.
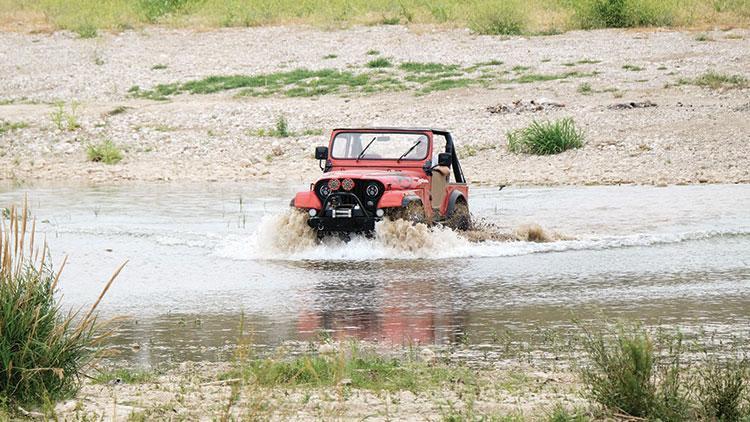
223, 210, 571, 260
462, 220, 568, 243
256, 209, 317, 253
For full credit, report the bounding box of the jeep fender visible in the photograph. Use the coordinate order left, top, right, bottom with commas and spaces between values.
293, 191, 322, 209
378, 190, 420, 208
446, 190, 467, 217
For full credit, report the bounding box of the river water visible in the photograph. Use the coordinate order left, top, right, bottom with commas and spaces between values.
1, 183, 748, 367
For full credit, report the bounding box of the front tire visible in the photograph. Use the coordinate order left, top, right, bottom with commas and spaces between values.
447, 201, 471, 230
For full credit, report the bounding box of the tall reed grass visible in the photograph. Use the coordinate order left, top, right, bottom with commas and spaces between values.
1, 0, 748, 33
0, 204, 124, 413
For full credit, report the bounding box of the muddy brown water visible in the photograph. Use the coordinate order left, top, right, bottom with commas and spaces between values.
1, 183, 749, 367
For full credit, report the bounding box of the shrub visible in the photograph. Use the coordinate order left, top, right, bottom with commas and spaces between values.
0, 205, 122, 411
574, 0, 675, 28
138, 0, 196, 22
507, 118, 584, 155
469, 1, 526, 35
50, 101, 80, 131
86, 140, 123, 164
74, 23, 97, 38
273, 115, 290, 137
695, 355, 749, 422
578, 324, 690, 420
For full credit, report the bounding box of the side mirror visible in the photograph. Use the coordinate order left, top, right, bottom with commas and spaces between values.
315, 146, 328, 160
437, 152, 452, 167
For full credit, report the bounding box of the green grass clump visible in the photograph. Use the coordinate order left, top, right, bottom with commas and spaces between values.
1, 206, 120, 412
507, 118, 584, 155
50, 101, 80, 131
0, 121, 29, 134
578, 324, 690, 421
86, 140, 123, 164
74, 23, 98, 38
130, 68, 402, 99
512, 71, 593, 83
695, 355, 749, 422
399, 62, 460, 73
577, 82, 593, 94
151, 63, 168, 70
366, 57, 392, 68
138, 0, 195, 23
574, 0, 676, 28
224, 343, 474, 392
679, 71, 748, 89
623, 64, 644, 71
250, 115, 323, 137
469, 0, 527, 35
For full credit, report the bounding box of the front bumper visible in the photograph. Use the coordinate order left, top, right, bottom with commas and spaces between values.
307, 215, 377, 233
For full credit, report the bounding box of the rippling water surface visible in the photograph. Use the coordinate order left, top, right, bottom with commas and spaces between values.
1, 183, 748, 366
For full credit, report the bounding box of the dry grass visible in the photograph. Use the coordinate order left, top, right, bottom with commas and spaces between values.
0, 0, 748, 33
0, 203, 125, 413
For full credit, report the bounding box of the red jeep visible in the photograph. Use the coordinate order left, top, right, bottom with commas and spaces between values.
292, 127, 470, 236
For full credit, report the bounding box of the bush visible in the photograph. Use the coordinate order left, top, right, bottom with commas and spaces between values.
695, 355, 749, 421
0, 205, 122, 411
507, 118, 584, 155
86, 140, 123, 164
469, 1, 526, 35
138, 0, 196, 22
578, 324, 690, 420
574, 0, 675, 28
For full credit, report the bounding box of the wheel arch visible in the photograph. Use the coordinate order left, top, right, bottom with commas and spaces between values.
446, 190, 467, 217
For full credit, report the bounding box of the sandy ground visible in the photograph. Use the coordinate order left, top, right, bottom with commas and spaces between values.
1, 26, 749, 187
50, 361, 584, 421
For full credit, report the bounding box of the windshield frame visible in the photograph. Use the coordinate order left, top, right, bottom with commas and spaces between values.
329, 130, 432, 162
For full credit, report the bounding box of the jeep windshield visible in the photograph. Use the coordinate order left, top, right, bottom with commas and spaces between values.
331, 132, 429, 161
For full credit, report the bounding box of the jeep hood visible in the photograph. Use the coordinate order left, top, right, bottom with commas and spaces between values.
316, 169, 428, 189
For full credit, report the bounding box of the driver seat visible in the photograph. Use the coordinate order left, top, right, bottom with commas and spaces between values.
431, 165, 450, 212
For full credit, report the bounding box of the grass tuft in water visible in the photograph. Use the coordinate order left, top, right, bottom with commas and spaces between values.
0, 205, 123, 412
86, 139, 123, 164
507, 118, 584, 155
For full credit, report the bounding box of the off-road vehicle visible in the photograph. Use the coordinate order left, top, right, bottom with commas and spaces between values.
292, 127, 469, 237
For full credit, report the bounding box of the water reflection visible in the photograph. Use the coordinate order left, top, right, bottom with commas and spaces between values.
106, 265, 750, 367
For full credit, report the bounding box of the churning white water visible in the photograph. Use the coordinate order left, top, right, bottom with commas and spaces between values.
214, 209, 750, 261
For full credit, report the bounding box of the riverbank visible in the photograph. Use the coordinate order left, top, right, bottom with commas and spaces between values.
1, 26, 749, 186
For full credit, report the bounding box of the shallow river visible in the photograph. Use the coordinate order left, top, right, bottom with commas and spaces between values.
1, 183, 749, 367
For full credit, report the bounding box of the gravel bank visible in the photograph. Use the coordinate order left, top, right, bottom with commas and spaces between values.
52, 361, 582, 420
1, 26, 749, 186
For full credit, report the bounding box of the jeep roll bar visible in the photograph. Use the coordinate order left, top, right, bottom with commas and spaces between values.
433, 130, 465, 184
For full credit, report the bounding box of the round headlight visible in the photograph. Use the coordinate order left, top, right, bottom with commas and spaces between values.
366, 183, 379, 197
375, 209, 385, 217
341, 178, 355, 191
308, 208, 317, 217
319, 184, 331, 197
328, 179, 341, 191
